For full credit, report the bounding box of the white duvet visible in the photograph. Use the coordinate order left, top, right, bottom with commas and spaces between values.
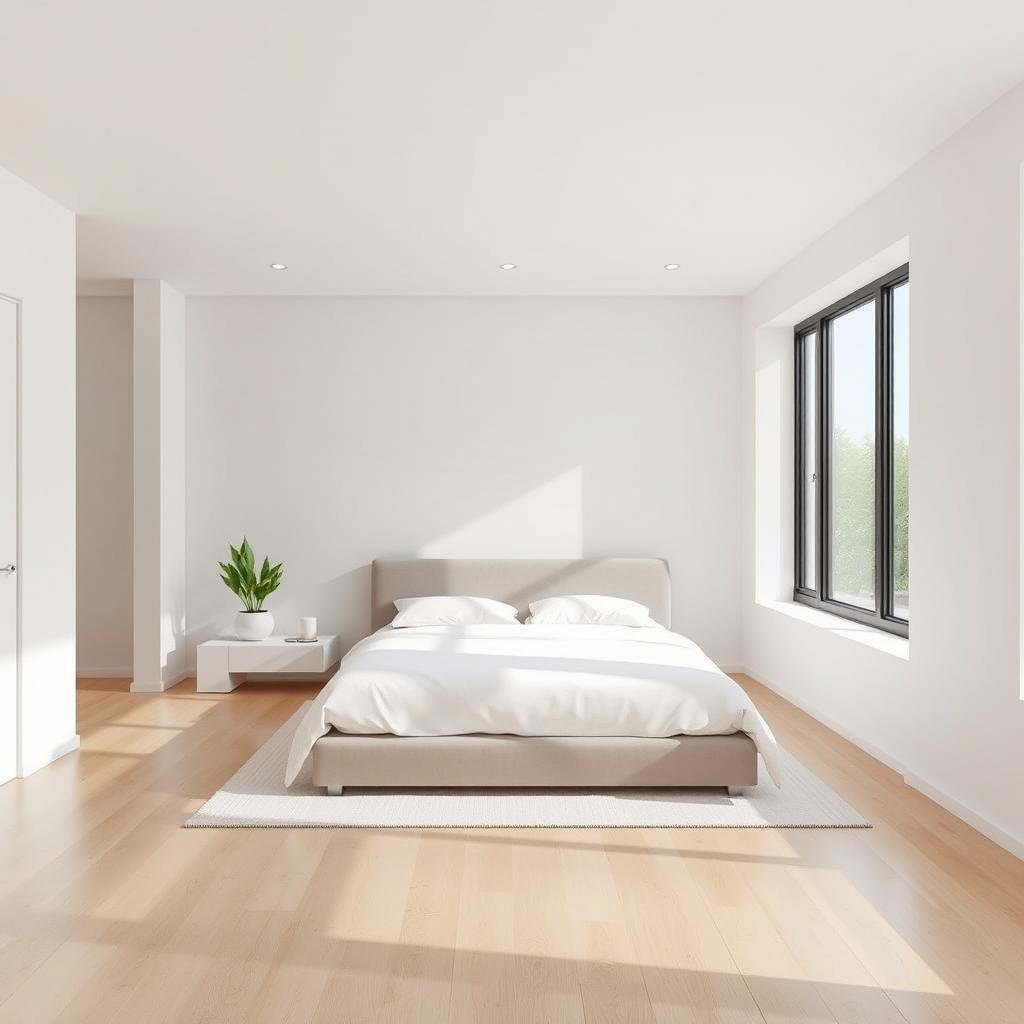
285, 623, 781, 787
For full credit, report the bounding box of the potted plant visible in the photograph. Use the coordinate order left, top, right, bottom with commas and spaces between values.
218, 538, 283, 641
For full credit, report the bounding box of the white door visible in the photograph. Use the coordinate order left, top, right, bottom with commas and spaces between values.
0, 297, 17, 785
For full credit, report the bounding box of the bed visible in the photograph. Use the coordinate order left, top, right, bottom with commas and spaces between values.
285, 558, 780, 794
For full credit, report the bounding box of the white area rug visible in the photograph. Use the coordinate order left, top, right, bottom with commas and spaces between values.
184, 703, 869, 829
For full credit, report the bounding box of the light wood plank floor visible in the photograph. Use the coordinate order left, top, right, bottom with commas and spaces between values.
1, 675, 1023, 1024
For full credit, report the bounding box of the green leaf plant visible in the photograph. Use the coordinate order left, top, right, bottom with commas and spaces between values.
218, 537, 283, 612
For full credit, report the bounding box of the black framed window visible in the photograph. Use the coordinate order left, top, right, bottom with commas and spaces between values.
794, 265, 909, 637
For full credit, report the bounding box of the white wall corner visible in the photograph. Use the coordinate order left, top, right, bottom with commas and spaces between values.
742, 664, 1024, 861
739, 665, 908, 776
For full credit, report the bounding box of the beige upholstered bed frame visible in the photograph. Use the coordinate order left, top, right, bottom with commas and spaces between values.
311, 558, 758, 795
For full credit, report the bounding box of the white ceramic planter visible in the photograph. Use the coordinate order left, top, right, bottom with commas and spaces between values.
234, 609, 274, 641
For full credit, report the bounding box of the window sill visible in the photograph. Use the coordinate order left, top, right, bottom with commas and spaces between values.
755, 598, 910, 660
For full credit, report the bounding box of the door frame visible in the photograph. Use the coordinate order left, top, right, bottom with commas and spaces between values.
0, 292, 21, 780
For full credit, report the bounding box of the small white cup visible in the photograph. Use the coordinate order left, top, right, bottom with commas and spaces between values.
298, 617, 317, 640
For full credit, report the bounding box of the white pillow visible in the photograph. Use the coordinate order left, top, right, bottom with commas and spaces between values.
526, 594, 660, 628
391, 595, 521, 628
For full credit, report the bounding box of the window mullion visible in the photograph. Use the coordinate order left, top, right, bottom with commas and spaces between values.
795, 335, 805, 593
874, 286, 887, 623
816, 317, 827, 604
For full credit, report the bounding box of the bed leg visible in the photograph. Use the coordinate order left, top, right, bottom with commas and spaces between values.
326, 785, 345, 796
726, 786, 744, 797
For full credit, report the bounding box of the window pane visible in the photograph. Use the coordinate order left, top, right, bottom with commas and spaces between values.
800, 332, 817, 589
829, 300, 875, 610
892, 281, 909, 619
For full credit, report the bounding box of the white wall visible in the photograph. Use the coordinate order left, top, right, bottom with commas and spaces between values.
76, 297, 133, 675
741, 82, 1024, 854
0, 165, 77, 776
186, 297, 741, 665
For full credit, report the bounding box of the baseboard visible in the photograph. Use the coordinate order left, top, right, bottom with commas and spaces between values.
742, 664, 1024, 861
130, 670, 189, 693
18, 734, 80, 777
129, 679, 165, 692
902, 772, 1024, 861
77, 666, 132, 678
53, 733, 81, 759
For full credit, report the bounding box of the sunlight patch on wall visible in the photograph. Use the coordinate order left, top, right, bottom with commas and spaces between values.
417, 467, 583, 559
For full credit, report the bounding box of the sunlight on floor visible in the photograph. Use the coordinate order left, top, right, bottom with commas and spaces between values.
86, 726, 187, 756
20, 680, 1007, 1023
108, 698, 219, 728
309, 825, 955, 999
94, 830, 222, 922
795, 868, 953, 995
82, 692, 221, 755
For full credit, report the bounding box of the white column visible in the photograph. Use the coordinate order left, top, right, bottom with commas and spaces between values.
132, 280, 187, 691
0, 166, 77, 776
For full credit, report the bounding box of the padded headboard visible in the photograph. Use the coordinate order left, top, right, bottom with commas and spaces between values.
371, 558, 671, 630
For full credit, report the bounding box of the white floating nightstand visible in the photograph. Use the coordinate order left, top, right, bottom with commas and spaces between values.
197, 636, 341, 693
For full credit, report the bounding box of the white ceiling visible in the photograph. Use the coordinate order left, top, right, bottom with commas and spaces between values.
3, 2, 1024, 296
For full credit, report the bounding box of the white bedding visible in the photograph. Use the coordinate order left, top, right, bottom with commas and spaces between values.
285, 624, 781, 787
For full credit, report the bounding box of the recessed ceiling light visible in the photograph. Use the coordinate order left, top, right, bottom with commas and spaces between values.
663, 263, 680, 270
269, 263, 288, 270
499, 263, 517, 270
